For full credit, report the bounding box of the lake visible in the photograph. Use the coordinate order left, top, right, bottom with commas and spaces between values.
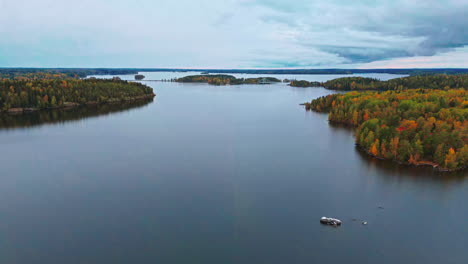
0, 72, 466, 264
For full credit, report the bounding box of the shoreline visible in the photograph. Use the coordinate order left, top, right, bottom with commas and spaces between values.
355, 144, 466, 172
313, 116, 466, 173
2, 94, 156, 115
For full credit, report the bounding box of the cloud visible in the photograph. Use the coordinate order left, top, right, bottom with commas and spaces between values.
213, 13, 235, 26
359, 46, 468, 69
246, 0, 468, 63
0, 0, 466, 67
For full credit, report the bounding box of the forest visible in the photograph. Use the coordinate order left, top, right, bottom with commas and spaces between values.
175, 74, 281, 85
304, 89, 468, 171
0, 78, 155, 113
289, 80, 321, 87
290, 74, 468, 90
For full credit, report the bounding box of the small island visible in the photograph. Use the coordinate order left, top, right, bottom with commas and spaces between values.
0, 78, 155, 114
135, 74, 145, 80
289, 80, 322, 87
175, 74, 281, 85
304, 88, 467, 171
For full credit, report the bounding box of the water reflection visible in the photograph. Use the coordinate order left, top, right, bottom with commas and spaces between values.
0, 79, 467, 263
0, 99, 154, 130
356, 146, 467, 182
328, 121, 356, 133
328, 121, 467, 181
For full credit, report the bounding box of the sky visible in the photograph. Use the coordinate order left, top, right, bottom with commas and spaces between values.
0, 0, 467, 68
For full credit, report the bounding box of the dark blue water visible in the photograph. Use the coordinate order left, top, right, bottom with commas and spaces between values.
0, 75, 466, 263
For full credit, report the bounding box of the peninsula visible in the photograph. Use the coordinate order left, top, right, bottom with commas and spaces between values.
0, 78, 155, 114
304, 88, 467, 171
290, 74, 468, 90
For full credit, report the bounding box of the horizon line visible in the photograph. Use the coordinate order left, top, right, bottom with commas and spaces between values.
1, 67, 468, 70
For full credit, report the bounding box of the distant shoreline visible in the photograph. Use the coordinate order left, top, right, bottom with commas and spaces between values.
2, 68, 468, 78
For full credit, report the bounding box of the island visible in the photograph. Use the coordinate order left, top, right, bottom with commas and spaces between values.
304, 88, 467, 171
0, 78, 155, 114
175, 74, 281, 85
289, 80, 322, 87
135, 74, 145, 80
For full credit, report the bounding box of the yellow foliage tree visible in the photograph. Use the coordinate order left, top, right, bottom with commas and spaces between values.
444, 148, 458, 169
369, 139, 379, 156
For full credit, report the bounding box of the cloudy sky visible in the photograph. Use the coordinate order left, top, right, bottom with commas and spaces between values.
0, 0, 467, 68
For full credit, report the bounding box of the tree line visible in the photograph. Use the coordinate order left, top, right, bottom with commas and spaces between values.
186, 68, 468, 76
290, 74, 468, 90
2, 68, 468, 80
304, 89, 468, 171
289, 80, 321, 87
0, 68, 140, 79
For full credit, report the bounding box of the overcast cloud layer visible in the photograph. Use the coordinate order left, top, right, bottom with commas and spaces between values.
0, 0, 467, 68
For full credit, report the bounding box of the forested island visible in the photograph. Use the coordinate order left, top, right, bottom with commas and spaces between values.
0, 78, 155, 114
175, 74, 281, 85
304, 89, 467, 171
289, 80, 322, 87
290, 74, 468, 90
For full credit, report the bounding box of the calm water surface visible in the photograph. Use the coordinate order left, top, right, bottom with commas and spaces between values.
0, 73, 466, 264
